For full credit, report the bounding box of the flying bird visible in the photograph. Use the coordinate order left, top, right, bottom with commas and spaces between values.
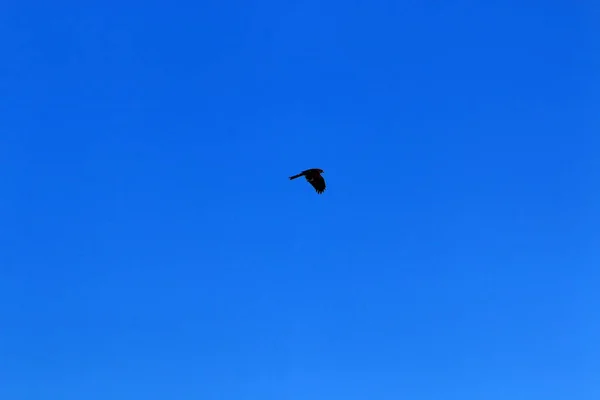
289, 168, 326, 194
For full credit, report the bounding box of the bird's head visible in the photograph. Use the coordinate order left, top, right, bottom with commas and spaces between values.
317, 169, 324, 174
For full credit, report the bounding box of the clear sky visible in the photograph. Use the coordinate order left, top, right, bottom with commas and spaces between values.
1, 0, 599, 399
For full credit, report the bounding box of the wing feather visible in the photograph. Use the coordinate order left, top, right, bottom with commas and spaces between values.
307, 174, 326, 194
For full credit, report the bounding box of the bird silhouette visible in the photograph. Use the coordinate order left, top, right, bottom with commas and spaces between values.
289, 168, 326, 194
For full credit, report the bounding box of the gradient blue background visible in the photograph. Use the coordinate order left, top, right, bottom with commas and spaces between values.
2, 0, 599, 399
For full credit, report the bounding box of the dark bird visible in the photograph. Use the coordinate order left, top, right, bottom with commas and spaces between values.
289, 168, 326, 194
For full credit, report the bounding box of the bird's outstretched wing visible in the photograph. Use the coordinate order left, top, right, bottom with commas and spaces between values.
306, 174, 326, 194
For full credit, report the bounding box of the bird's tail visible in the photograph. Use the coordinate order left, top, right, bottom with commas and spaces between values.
289, 173, 303, 180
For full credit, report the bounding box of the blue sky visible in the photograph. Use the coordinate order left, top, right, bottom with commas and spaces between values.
1, 0, 599, 399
